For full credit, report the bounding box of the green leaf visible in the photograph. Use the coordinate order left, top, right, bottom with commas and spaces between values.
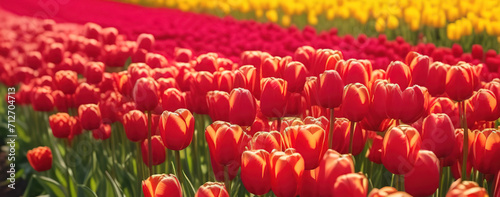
34, 175, 66, 197
78, 185, 98, 197
183, 171, 196, 196
105, 171, 123, 197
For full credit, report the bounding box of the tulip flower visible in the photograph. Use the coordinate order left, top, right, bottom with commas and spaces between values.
386, 84, 428, 124
213, 70, 235, 92
367, 134, 383, 164
161, 88, 186, 112
342, 83, 370, 122
472, 129, 500, 174
404, 150, 440, 196
229, 88, 257, 127
294, 46, 315, 70
386, 61, 412, 90
205, 121, 244, 166
85, 62, 104, 84
206, 91, 230, 122
248, 131, 282, 152
316, 70, 344, 148
31, 86, 55, 112
195, 53, 219, 73
340, 59, 370, 86
195, 182, 229, 197
333, 173, 368, 197
128, 63, 154, 84
317, 149, 354, 197
282, 61, 307, 93
409, 55, 430, 86
74, 82, 99, 106
282, 125, 325, 170
446, 63, 474, 101
426, 62, 450, 96
78, 104, 102, 130
159, 108, 194, 150
141, 136, 166, 166
269, 148, 305, 197
421, 113, 456, 158
92, 124, 111, 140
368, 187, 411, 197
49, 113, 72, 138
122, 110, 148, 142
241, 149, 271, 195
174, 48, 192, 63
133, 77, 159, 112
381, 125, 421, 174
233, 65, 257, 94
54, 70, 78, 94
156, 78, 178, 93
331, 118, 367, 155
471, 89, 499, 122
260, 77, 288, 118
142, 174, 182, 197
446, 179, 488, 197
300, 169, 319, 197
370, 80, 389, 119
313, 49, 343, 75
261, 56, 283, 78
27, 146, 52, 172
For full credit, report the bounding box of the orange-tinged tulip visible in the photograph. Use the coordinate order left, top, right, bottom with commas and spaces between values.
283, 61, 308, 93
317, 149, 354, 197
269, 148, 305, 197
473, 129, 500, 174
92, 123, 111, 140
27, 146, 52, 172
142, 174, 182, 197
282, 125, 325, 170
261, 56, 283, 79
446, 179, 488, 197
229, 88, 257, 126
78, 104, 102, 130
333, 173, 368, 197
404, 150, 440, 196
368, 187, 411, 197
54, 70, 78, 94
248, 131, 282, 152
294, 46, 315, 71
311, 49, 343, 76
387, 61, 412, 90
421, 113, 456, 158
122, 110, 148, 142
342, 83, 370, 122
133, 77, 159, 111
195, 182, 229, 197
233, 65, 257, 94
49, 113, 72, 138
317, 70, 344, 109
205, 121, 244, 166
213, 70, 235, 92
471, 89, 499, 122
159, 108, 194, 150
339, 59, 370, 87
381, 125, 421, 174
141, 136, 166, 166
260, 77, 288, 118
206, 91, 230, 122
445, 63, 474, 101
241, 149, 271, 195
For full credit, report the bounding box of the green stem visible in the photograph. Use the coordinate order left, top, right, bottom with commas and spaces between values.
224, 165, 231, 194
329, 109, 334, 149
111, 131, 116, 179
439, 162, 444, 197
349, 121, 356, 154
137, 142, 144, 196
147, 111, 153, 176
66, 140, 72, 197
460, 101, 469, 181
175, 150, 182, 184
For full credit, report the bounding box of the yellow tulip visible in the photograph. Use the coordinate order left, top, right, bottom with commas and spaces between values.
266, 9, 279, 23
308, 11, 318, 25
282, 15, 291, 27
375, 17, 386, 33
387, 15, 399, 30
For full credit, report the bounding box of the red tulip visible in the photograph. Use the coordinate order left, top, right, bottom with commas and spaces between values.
441, 129, 463, 167
142, 174, 182, 197
316, 70, 344, 109
340, 59, 370, 86
381, 125, 421, 174
49, 113, 72, 138
312, 49, 343, 76
85, 62, 104, 84
368, 187, 411, 197
213, 70, 235, 92
331, 118, 367, 155
228, 88, 257, 126
161, 88, 186, 112
386, 61, 412, 90
300, 169, 319, 197
471, 89, 499, 122
316, 149, 354, 197
136, 33, 155, 51
31, 86, 55, 112
206, 91, 230, 122
27, 146, 52, 172
195, 182, 229, 197
174, 48, 192, 63
99, 91, 122, 123
367, 134, 383, 164
92, 124, 111, 140
78, 104, 102, 130
445, 63, 474, 101
421, 113, 456, 158
54, 70, 78, 94
159, 108, 194, 150
409, 55, 430, 86
195, 53, 219, 73
248, 131, 282, 152
133, 77, 159, 111
282, 125, 325, 170
294, 46, 315, 71
260, 77, 288, 118
303, 76, 319, 107
428, 97, 459, 128
141, 136, 166, 166
387, 84, 428, 124
446, 179, 488, 197
145, 53, 168, 69
370, 79, 389, 119
156, 78, 178, 93
190, 71, 214, 94
261, 56, 283, 78
333, 173, 368, 197
404, 150, 440, 196
342, 83, 370, 122
241, 149, 271, 195
122, 110, 148, 142
283, 61, 307, 93
128, 63, 154, 85
205, 121, 244, 166
426, 62, 450, 96
74, 82, 99, 106
269, 148, 305, 197
233, 65, 257, 94
472, 129, 500, 174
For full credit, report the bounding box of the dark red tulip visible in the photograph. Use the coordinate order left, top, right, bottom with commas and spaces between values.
342, 83, 370, 122
283, 61, 307, 93
136, 33, 155, 51
122, 110, 148, 142
333, 173, 368, 197
195, 182, 229, 197
54, 70, 78, 94
92, 124, 111, 140
421, 113, 456, 158
145, 53, 168, 69
282, 125, 325, 170
78, 104, 101, 130
387, 61, 412, 90
445, 63, 474, 101
99, 91, 122, 123
404, 150, 440, 196
27, 146, 52, 172
161, 88, 186, 112
133, 77, 159, 112
174, 48, 192, 63
142, 174, 182, 197
316, 70, 344, 109
382, 125, 421, 174
260, 77, 288, 118
141, 136, 166, 166
269, 148, 305, 197
317, 149, 354, 197
241, 149, 271, 195
49, 113, 72, 138
229, 88, 257, 127
471, 44, 484, 60
159, 109, 195, 150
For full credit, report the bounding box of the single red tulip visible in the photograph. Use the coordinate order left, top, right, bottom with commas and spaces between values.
445, 63, 474, 101
409, 55, 430, 86
293, 46, 315, 71
233, 65, 257, 94
142, 174, 182, 197
213, 70, 235, 92
54, 70, 78, 94
174, 48, 192, 63
269, 148, 305, 197
206, 91, 230, 122
229, 88, 257, 126
260, 77, 288, 118
78, 104, 102, 130
159, 108, 194, 150
27, 146, 52, 172
446, 179, 488, 197
342, 83, 370, 122
404, 150, 440, 196
195, 182, 229, 197
136, 33, 155, 51
85, 62, 104, 84
49, 113, 72, 138
303, 76, 319, 107
122, 110, 148, 142
471, 89, 499, 122
31, 86, 55, 112
331, 118, 367, 155
161, 88, 186, 112
141, 136, 166, 166
261, 56, 283, 78
386, 61, 412, 90
195, 53, 219, 73
367, 134, 383, 164
283, 61, 307, 93
282, 125, 325, 170
339, 59, 370, 87
333, 173, 368, 197
316, 70, 344, 109
74, 82, 99, 106
426, 62, 450, 96
133, 77, 159, 112
316, 149, 354, 197
370, 79, 389, 119
248, 131, 282, 152
92, 124, 111, 140
241, 149, 271, 195
472, 129, 500, 174
381, 126, 421, 174
368, 187, 411, 197
205, 121, 244, 166
421, 113, 456, 158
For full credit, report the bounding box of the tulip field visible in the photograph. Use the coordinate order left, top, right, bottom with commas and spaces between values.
3, 0, 500, 197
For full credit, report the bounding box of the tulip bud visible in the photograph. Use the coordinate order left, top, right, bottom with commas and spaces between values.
159, 109, 195, 151
85, 62, 104, 84
78, 104, 102, 130
404, 150, 440, 196
269, 148, 305, 197
260, 77, 288, 118
233, 65, 257, 94
445, 63, 474, 101
471, 89, 499, 122
27, 146, 52, 172
31, 86, 55, 112
387, 61, 412, 90
340, 59, 370, 86
382, 126, 421, 174
49, 113, 72, 138
229, 88, 257, 127
342, 83, 370, 122
283, 61, 307, 93
241, 149, 271, 195
195, 182, 229, 197
410, 55, 430, 86
141, 136, 166, 166
282, 125, 326, 170
133, 77, 159, 112
333, 173, 368, 197
248, 131, 282, 152
472, 129, 500, 174
54, 70, 78, 94
142, 174, 182, 197
213, 70, 235, 92
122, 110, 147, 142
317, 149, 354, 197
446, 179, 488, 197
206, 91, 230, 122
421, 113, 456, 158
316, 70, 344, 109
161, 88, 186, 112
